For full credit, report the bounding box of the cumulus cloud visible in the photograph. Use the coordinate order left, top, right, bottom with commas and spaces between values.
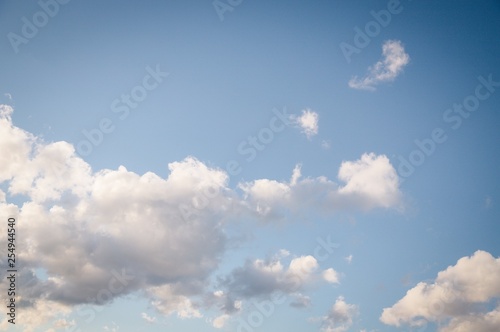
349, 40, 410, 91
0, 105, 403, 329
240, 152, 402, 220
322, 268, 340, 284
215, 251, 340, 317
0, 106, 233, 328
318, 296, 358, 332
337, 152, 401, 209
220, 253, 330, 298
291, 109, 319, 139
4, 154, 230, 305
380, 250, 500, 331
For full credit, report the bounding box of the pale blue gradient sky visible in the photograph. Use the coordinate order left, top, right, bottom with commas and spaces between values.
0, 1, 499, 331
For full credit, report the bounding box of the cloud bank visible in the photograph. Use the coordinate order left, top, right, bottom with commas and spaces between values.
0, 105, 403, 330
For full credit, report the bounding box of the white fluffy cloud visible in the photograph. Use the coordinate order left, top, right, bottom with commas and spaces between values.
337, 152, 401, 209
5, 156, 230, 304
240, 153, 402, 220
322, 268, 340, 284
380, 250, 500, 331
349, 40, 410, 91
0, 107, 232, 328
292, 109, 319, 139
318, 296, 358, 332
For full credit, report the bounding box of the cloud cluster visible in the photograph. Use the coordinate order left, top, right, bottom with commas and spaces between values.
381, 250, 500, 331
349, 40, 410, 91
0, 105, 403, 329
219, 252, 338, 299
209, 251, 340, 328
0, 107, 233, 329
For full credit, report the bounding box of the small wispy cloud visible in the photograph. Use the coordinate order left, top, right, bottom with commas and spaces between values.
349, 40, 410, 91
321, 140, 331, 150
52, 319, 75, 329
290, 294, 312, 308
484, 196, 493, 209
292, 109, 319, 139
141, 312, 157, 324
212, 314, 230, 328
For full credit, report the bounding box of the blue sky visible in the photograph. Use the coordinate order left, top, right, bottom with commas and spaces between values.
0, 0, 499, 331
